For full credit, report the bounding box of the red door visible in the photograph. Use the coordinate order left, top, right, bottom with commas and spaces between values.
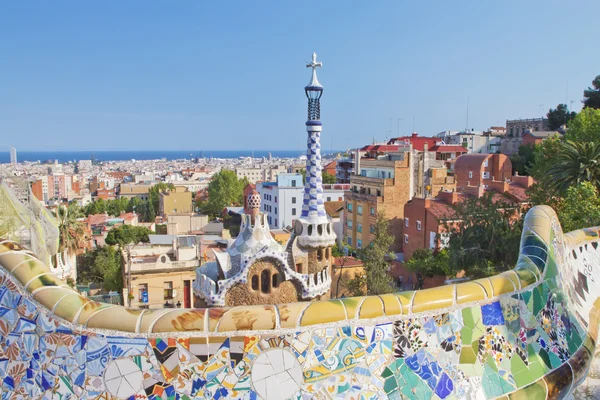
184, 280, 191, 308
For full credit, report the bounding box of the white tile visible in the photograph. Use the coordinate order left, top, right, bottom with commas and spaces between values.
288, 366, 304, 386
251, 362, 276, 383
266, 349, 285, 373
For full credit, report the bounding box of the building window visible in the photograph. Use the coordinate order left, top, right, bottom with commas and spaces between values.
347, 203, 353, 212
291, 180, 297, 187
347, 237, 352, 246
275, 207, 278, 215
347, 220, 353, 229
272, 273, 280, 288
357, 223, 362, 233
404, 234, 409, 244
357, 239, 362, 249
292, 197, 296, 204
468, 171, 473, 179
292, 208, 296, 216
483, 159, 489, 168
327, 197, 331, 201
357, 205, 363, 215
251, 275, 259, 290
295, 263, 303, 273
164, 281, 173, 300
405, 218, 409, 227
275, 196, 277, 203
377, 190, 381, 196
370, 207, 375, 216
482, 172, 490, 179
261, 270, 270, 294
417, 220, 422, 231
275, 218, 278, 226
317, 249, 324, 261
370, 224, 375, 233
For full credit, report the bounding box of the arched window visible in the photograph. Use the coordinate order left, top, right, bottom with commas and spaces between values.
272, 273, 279, 288
317, 249, 324, 261
261, 270, 270, 294
251, 275, 259, 290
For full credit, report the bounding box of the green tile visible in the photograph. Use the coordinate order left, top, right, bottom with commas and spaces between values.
538, 348, 551, 369
384, 376, 398, 394
486, 355, 499, 372
459, 346, 476, 364
482, 364, 506, 398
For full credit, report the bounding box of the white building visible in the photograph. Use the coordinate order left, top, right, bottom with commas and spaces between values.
10, 147, 17, 164
257, 173, 348, 230
436, 130, 501, 154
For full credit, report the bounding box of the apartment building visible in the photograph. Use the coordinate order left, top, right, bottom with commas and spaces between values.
403, 154, 533, 260
159, 186, 193, 217
118, 183, 154, 201
257, 173, 347, 230
235, 165, 288, 184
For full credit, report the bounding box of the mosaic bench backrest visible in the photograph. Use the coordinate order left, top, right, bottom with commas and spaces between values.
0, 205, 599, 399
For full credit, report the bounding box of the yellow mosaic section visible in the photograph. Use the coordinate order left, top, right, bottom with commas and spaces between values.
0, 205, 569, 335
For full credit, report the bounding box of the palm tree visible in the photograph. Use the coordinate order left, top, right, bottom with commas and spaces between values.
546, 141, 600, 195
55, 203, 88, 260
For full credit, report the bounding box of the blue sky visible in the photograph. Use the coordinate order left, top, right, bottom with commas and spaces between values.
1, 1, 599, 151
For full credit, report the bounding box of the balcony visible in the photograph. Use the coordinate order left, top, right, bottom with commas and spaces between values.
349, 174, 393, 187
129, 258, 198, 273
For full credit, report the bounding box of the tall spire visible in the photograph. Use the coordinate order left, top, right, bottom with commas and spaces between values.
295, 53, 336, 248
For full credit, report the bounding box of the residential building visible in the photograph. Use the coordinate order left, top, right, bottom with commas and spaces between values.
96, 188, 117, 200
10, 147, 17, 164
403, 154, 532, 260
344, 150, 413, 252
118, 183, 153, 201
436, 130, 501, 154
159, 186, 193, 217
166, 213, 210, 235
387, 133, 441, 150
454, 153, 512, 191
323, 160, 337, 176
257, 173, 347, 230
235, 165, 288, 184
522, 130, 561, 147
502, 118, 550, 155
126, 235, 200, 309
335, 149, 365, 184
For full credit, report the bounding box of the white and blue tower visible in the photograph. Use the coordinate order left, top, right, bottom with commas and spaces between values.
295, 53, 336, 249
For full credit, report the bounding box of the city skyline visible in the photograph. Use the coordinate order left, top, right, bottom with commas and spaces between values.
1, 1, 599, 151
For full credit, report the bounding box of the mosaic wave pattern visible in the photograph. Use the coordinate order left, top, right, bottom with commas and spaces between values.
0, 206, 599, 399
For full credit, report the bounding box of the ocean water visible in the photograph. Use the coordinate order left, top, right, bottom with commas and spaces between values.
0, 150, 340, 164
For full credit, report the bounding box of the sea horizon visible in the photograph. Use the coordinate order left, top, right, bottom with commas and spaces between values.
0, 149, 344, 164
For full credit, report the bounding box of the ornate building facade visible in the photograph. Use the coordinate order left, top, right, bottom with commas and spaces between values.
194, 54, 336, 306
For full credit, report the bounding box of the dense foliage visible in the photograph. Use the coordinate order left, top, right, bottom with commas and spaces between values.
546, 103, 577, 130
104, 225, 153, 247
78, 246, 123, 291
203, 170, 248, 217
583, 75, 600, 109
405, 248, 451, 278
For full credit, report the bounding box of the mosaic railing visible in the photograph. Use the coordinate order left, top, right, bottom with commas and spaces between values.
0, 205, 599, 399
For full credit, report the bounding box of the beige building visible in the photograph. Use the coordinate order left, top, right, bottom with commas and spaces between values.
234, 165, 289, 184
118, 183, 153, 201
159, 186, 193, 217
166, 213, 209, 235
125, 235, 199, 309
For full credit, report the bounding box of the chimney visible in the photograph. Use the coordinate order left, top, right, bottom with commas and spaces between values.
438, 189, 459, 205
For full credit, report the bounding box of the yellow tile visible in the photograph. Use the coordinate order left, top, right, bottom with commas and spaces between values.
217, 305, 276, 332
412, 286, 454, 313
138, 309, 174, 333
470, 277, 493, 298
207, 307, 228, 332
488, 274, 517, 296
514, 268, 538, 289
394, 291, 415, 314
338, 296, 362, 319
152, 309, 206, 332
456, 282, 487, 304
52, 292, 92, 322
299, 299, 346, 327
277, 301, 311, 329
358, 296, 384, 319
33, 287, 77, 313
76, 301, 112, 325
86, 306, 144, 332
12, 258, 58, 287
379, 293, 402, 316
0, 252, 35, 272
500, 271, 521, 291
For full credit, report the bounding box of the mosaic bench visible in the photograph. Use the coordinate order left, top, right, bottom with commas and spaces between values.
0, 205, 599, 399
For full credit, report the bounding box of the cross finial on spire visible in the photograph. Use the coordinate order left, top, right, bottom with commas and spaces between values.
306, 52, 322, 71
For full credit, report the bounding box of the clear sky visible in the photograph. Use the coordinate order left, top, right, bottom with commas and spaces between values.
1, 1, 599, 151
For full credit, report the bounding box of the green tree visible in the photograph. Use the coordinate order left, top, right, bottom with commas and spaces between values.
525, 136, 565, 206
564, 108, 600, 143
106, 200, 121, 217
206, 170, 248, 216
105, 225, 153, 247
322, 172, 336, 184
546, 104, 577, 130
91, 246, 123, 291
146, 200, 156, 222
445, 192, 522, 277
557, 182, 600, 232
583, 75, 600, 109
405, 248, 451, 278
545, 140, 600, 195
510, 145, 535, 176
356, 212, 395, 295
55, 204, 87, 257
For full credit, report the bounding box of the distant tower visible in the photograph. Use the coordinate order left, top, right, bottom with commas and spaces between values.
295, 53, 336, 249
9, 147, 17, 164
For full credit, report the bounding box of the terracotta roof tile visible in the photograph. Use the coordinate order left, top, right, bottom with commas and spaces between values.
324, 201, 344, 218
333, 256, 363, 267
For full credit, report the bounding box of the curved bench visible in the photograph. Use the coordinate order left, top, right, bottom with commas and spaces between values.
0, 205, 598, 399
